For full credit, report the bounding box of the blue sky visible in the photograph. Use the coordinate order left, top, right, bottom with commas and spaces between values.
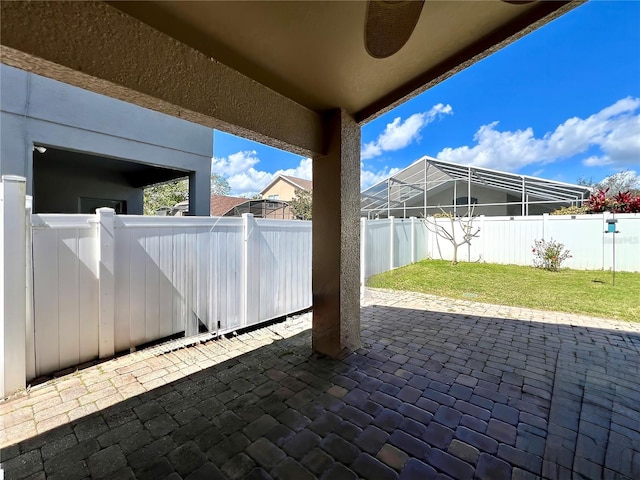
213, 1, 640, 196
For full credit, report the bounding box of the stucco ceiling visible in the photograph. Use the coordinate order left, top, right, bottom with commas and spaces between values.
0, 1, 580, 154
111, 1, 577, 122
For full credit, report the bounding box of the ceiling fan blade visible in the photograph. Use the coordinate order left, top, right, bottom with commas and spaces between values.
365, 0, 425, 59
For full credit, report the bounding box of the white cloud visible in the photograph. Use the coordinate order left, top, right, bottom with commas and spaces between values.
212, 151, 312, 196
213, 150, 261, 176
362, 103, 453, 160
438, 122, 544, 171
213, 150, 401, 195
361, 164, 401, 190
436, 97, 640, 171
582, 155, 612, 167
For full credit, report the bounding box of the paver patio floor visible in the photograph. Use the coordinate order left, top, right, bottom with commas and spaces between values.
2, 288, 639, 480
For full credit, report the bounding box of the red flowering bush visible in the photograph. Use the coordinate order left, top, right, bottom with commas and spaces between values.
585, 188, 612, 213
612, 191, 640, 213
584, 188, 640, 214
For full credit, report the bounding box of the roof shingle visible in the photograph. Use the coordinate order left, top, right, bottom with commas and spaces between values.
210, 195, 248, 216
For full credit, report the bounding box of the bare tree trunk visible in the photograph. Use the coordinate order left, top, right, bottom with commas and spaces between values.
449, 215, 458, 265
421, 206, 480, 266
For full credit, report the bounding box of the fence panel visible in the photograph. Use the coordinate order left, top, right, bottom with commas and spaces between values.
31, 215, 99, 376
613, 215, 640, 272
209, 220, 245, 333
394, 219, 413, 268
414, 220, 429, 263
114, 216, 246, 346
254, 219, 312, 326
363, 219, 392, 278
546, 215, 604, 271
477, 216, 540, 266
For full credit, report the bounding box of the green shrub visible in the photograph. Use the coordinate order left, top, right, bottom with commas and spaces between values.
532, 238, 572, 271
551, 205, 589, 215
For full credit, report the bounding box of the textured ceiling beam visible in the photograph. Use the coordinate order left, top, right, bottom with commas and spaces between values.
0, 1, 325, 156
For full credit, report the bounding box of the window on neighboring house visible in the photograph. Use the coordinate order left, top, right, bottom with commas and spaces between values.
455, 196, 478, 205
268, 194, 279, 200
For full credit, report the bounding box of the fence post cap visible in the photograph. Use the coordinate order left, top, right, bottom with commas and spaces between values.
1, 175, 26, 183
96, 207, 115, 214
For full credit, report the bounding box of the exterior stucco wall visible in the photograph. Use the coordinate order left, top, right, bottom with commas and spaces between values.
0, 64, 213, 215
262, 180, 299, 201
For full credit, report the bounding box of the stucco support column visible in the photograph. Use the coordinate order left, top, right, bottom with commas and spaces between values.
312, 109, 360, 358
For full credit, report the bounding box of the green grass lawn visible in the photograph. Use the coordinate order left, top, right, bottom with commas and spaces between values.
367, 260, 640, 322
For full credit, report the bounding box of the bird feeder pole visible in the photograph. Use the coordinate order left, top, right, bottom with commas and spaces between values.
605, 217, 619, 286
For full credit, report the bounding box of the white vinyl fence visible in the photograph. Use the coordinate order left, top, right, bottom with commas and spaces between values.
29, 212, 311, 378
361, 213, 640, 281
2, 173, 638, 397
2, 174, 314, 396
360, 217, 429, 281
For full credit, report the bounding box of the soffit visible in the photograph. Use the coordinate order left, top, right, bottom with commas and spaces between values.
112, 1, 577, 122
35, 147, 188, 188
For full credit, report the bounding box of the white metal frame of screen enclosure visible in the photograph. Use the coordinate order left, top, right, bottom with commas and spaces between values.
361, 156, 592, 219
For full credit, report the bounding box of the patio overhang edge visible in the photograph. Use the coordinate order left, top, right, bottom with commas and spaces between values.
0, 1, 325, 157
354, 0, 583, 124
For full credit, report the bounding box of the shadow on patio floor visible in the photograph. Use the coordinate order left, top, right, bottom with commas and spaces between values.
1, 295, 639, 480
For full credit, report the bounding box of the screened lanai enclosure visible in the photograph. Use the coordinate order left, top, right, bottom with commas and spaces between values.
361, 156, 592, 219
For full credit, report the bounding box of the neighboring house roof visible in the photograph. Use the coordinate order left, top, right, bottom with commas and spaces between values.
260, 175, 312, 195
210, 195, 248, 216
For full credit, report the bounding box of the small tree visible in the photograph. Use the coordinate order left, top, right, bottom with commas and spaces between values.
211, 173, 231, 196
289, 189, 312, 220
144, 173, 231, 215
421, 207, 480, 265
597, 170, 640, 196
577, 170, 640, 196
143, 179, 188, 215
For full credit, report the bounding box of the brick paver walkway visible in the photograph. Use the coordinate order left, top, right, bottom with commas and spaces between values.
1, 288, 639, 480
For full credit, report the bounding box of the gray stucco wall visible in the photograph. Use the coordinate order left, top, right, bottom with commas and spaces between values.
1, 64, 212, 215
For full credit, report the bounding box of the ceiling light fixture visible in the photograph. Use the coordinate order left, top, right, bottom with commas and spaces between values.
365, 0, 425, 59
